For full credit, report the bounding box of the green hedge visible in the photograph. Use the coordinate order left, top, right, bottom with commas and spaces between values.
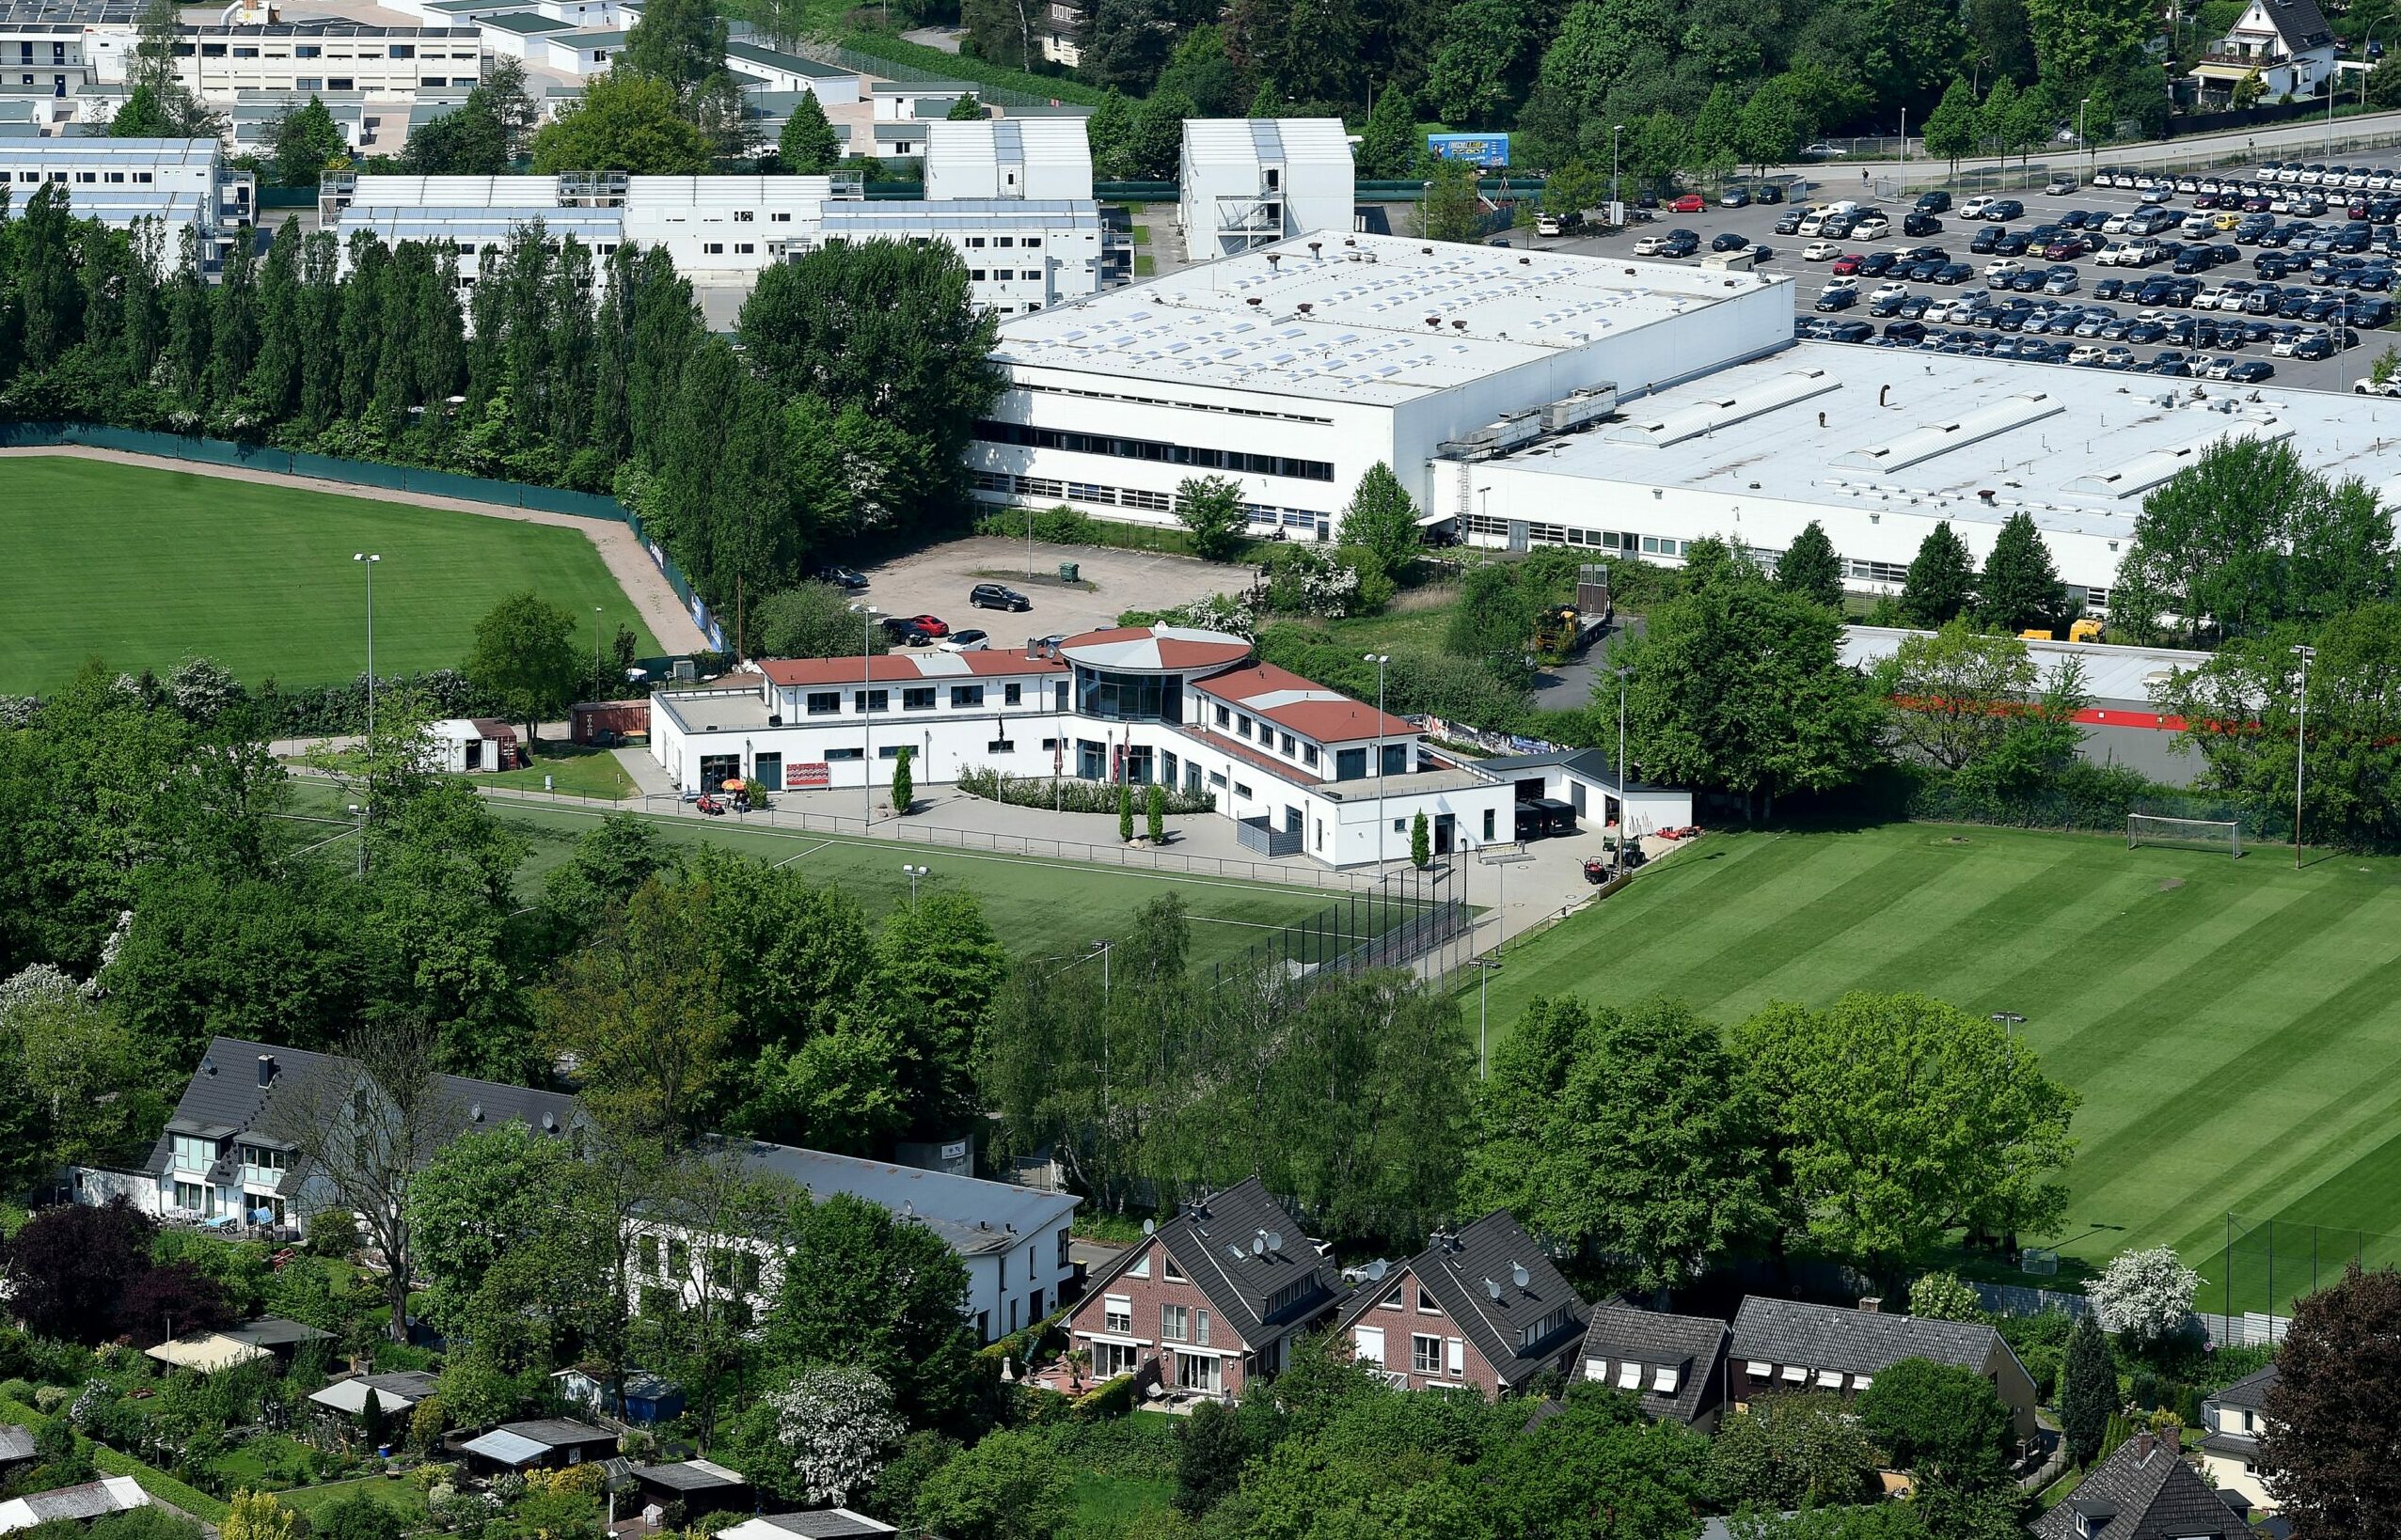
0, 1394, 230, 1524
957, 765, 1215, 816
1068, 1374, 1137, 1421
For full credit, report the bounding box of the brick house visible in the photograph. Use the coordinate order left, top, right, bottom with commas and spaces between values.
1329, 1211, 1588, 1398
1063, 1178, 1339, 1399
1574, 1301, 1732, 1430
1730, 1296, 2040, 1445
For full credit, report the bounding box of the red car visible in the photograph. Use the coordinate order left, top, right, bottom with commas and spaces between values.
1670, 193, 1706, 213
1829, 252, 1863, 275
906, 613, 949, 637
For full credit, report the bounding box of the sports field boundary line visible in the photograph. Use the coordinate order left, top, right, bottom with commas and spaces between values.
0, 445, 706, 651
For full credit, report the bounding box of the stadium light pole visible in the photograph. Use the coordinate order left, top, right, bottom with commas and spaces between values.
1990, 1011, 2026, 1041
1467, 956, 1502, 1080
851, 604, 879, 825
592, 605, 603, 681
1365, 653, 1391, 869
2292, 643, 2316, 868
1614, 665, 1633, 863
353, 553, 379, 746
902, 863, 928, 908
1610, 123, 1624, 212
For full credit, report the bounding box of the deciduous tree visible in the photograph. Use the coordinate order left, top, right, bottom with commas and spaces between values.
2086, 1246, 2201, 1343
729, 1364, 906, 1507
1855, 1359, 2015, 1491
766, 1192, 984, 1430
538, 876, 730, 1142
909, 1429, 1070, 1540
2261, 1263, 2401, 1537
1709, 1391, 1880, 1508
1175, 475, 1251, 561
466, 589, 582, 747
531, 71, 710, 175
1336, 462, 1423, 574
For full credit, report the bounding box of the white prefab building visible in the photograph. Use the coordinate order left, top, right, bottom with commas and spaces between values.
646, 625, 1524, 868
923, 116, 1092, 202
871, 78, 972, 119
1178, 118, 1354, 261
721, 39, 861, 104
77, 21, 487, 101
1451, 342, 2401, 611
814, 199, 1104, 315
967, 231, 1793, 540
0, 136, 253, 271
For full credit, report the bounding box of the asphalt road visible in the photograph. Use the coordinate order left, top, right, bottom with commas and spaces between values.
1533, 161, 2401, 395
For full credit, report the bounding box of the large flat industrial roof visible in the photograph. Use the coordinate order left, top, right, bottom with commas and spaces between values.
1487, 341, 2401, 545
991, 230, 1784, 408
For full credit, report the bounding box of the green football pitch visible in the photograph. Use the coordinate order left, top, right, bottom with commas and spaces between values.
1479, 823, 2401, 1312
0, 455, 659, 693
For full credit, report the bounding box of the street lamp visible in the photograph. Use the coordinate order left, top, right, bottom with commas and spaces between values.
850, 604, 879, 824
2292, 643, 2316, 868
2077, 97, 2093, 181
1364, 653, 1390, 868
1468, 956, 1503, 1080
902, 863, 928, 907
1613, 665, 1633, 862
353, 553, 379, 744
1610, 123, 1625, 212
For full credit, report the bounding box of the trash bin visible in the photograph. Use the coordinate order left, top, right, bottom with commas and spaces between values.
1058, 560, 1081, 583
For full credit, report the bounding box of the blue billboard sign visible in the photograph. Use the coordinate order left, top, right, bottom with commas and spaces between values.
1427, 133, 1510, 167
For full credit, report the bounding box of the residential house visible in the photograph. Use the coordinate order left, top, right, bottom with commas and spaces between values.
719, 1514, 897, 1540
1329, 1211, 1588, 1398
308, 1371, 442, 1420
1574, 1302, 1733, 1431
2030, 1425, 2252, 1540
2197, 1364, 2280, 1514
2191, 0, 2337, 103
1063, 1177, 1341, 1399
0, 1477, 149, 1534
457, 1418, 619, 1473
628, 1460, 750, 1520
1730, 1296, 2040, 1444
107, 1034, 581, 1233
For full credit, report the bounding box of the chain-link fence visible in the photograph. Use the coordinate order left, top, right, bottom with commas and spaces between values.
2201, 1212, 2401, 1325
1208, 856, 1477, 994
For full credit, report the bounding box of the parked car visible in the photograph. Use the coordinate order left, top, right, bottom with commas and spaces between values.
1815, 285, 1860, 310
970, 582, 1032, 612
815, 565, 868, 590
1903, 212, 1944, 236
1830, 252, 1865, 275
937, 629, 991, 652
903, 613, 949, 637
2046, 175, 2078, 196
1803, 240, 1843, 260
1984, 198, 2025, 221
1711, 231, 1749, 251
1719, 187, 1752, 207
1671, 193, 1707, 212
1916, 190, 1952, 212
880, 616, 936, 645
2226, 359, 2277, 382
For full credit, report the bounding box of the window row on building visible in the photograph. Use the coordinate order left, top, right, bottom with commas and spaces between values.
971, 417, 1336, 482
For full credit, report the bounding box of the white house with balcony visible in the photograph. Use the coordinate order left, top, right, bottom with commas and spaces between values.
645, 624, 1521, 868
1177, 118, 1354, 261
2191, 0, 2337, 102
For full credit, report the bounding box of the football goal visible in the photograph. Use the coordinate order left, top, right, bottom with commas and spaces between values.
2127, 813, 2244, 858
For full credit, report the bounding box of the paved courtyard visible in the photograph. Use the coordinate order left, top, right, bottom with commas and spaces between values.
854, 536, 1246, 641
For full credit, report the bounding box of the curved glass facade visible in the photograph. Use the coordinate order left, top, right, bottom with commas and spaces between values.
1074, 666, 1184, 723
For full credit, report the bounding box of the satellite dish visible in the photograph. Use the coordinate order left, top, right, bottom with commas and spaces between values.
1142, 1218, 1155, 1235
1485, 1277, 1503, 1302
1252, 1234, 1265, 1256
1366, 1259, 1387, 1281
1512, 1262, 1530, 1290
1267, 1232, 1284, 1253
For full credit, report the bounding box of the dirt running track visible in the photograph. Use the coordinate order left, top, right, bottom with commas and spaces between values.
0, 445, 711, 652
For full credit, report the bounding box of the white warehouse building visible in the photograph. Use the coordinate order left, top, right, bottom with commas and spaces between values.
1178, 118, 1353, 261
1449, 344, 2401, 611
967, 230, 1793, 540
647, 624, 1547, 869
0, 136, 253, 271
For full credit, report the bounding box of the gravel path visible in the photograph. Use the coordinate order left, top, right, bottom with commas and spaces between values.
0, 445, 710, 652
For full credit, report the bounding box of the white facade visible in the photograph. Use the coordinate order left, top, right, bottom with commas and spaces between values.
871, 79, 971, 120
815, 198, 1103, 315
967, 231, 1793, 539
0, 136, 252, 271
2194, 0, 2337, 102
1178, 118, 1354, 261
923, 116, 1092, 202
82, 22, 487, 100
721, 39, 861, 105
0, 23, 95, 116
646, 626, 1521, 869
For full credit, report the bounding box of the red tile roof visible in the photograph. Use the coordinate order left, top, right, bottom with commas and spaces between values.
1193, 663, 1415, 744
1058, 625, 1255, 672
756, 652, 1067, 687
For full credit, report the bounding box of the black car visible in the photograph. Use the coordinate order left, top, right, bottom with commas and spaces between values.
815, 564, 868, 590
1857, 251, 1899, 276
1903, 212, 1944, 237
1970, 226, 2006, 254
970, 582, 1032, 612
1660, 232, 1699, 257
1884, 320, 1928, 342
1915, 190, 1952, 212
1774, 212, 1806, 235
1826, 320, 1874, 342
2093, 276, 2127, 300
1993, 231, 2031, 257
1984, 198, 2024, 221
1711, 231, 1748, 251
1814, 286, 1859, 310
1935, 262, 1973, 284
2226, 359, 2276, 382
880, 616, 937, 645
1756, 182, 1785, 204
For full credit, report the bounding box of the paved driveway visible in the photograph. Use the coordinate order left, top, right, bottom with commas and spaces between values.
857, 536, 1245, 641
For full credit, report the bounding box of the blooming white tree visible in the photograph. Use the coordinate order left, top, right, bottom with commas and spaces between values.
2089, 1246, 2204, 1342
759, 1364, 905, 1507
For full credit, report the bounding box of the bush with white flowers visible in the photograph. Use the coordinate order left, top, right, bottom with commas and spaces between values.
759, 1364, 905, 1508
2088, 1246, 2203, 1342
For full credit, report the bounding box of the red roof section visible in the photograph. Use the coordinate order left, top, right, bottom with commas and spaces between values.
1058, 625, 1256, 671
1193, 662, 1415, 745
757, 652, 1068, 687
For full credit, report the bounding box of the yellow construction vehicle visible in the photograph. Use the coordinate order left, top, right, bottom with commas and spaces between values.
2020, 628, 2055, 641
2068, 618, 2104, 644
1530, 605, 1582, 663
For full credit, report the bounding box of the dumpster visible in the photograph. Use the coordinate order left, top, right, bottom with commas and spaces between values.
1059, 560, 1081, 582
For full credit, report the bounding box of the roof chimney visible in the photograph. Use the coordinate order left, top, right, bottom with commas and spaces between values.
2134, 1429, 2156, 1463
1857, 1296, 1882, 1313
257, 1055, 277, 1088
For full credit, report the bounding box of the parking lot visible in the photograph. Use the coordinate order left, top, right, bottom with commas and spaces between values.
1535, 155, 2401, 393
854, 536, 1238, 646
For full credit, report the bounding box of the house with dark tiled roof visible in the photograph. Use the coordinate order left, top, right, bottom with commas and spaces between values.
1061, 1177, 1341, 1400
2192, 0, 2337, 103
1329, 1211, 1588, 1399
1573, 1301, 1732, 1430
2196, 1364, 2280, 1515
100, 1036, 581, 1234
2031, 1426, 2253, 1540
1730, 1296, 2040, 1443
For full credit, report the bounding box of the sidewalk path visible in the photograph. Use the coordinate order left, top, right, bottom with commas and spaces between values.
0, 445, 709, 652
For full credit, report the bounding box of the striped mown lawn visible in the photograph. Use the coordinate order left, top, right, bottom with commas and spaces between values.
1478, 824, 2401, 1312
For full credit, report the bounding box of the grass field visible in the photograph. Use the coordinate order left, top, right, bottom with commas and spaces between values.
285, 786, 1406, 970
0, 456, 659, 693
1479, 824, 2401, 1312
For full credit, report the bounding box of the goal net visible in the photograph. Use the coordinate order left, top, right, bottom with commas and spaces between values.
2127, 813, 2243, 858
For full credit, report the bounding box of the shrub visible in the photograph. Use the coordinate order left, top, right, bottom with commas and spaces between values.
972, 504, 1100, 545
956, 766, 1214, 816
1067, 1374, 1135, 1421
